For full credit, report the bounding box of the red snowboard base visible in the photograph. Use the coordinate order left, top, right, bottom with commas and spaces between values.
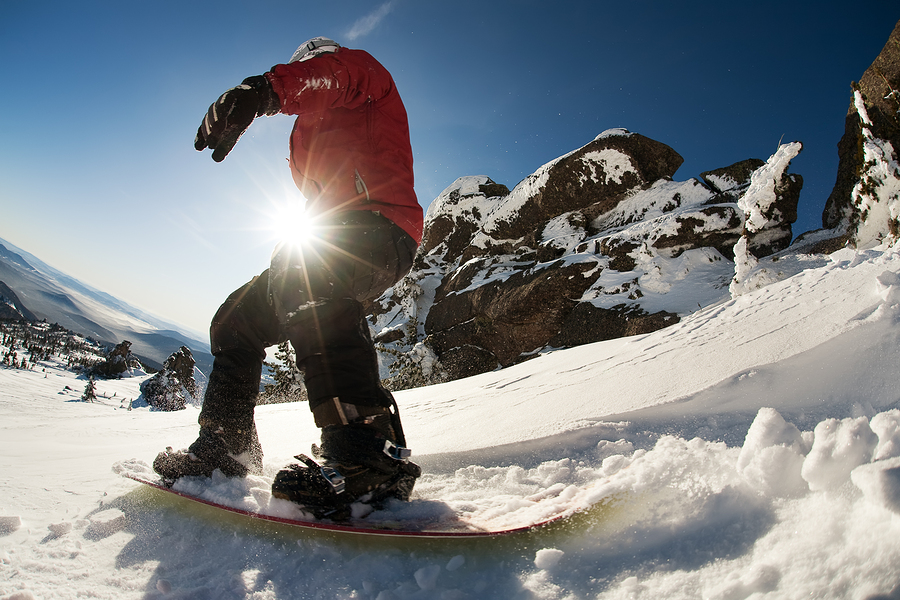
116, 460, 587, 538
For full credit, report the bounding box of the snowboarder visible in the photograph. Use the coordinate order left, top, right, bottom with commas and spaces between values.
154, 37, 423, 515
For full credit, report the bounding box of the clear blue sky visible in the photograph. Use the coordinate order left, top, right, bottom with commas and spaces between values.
1, 1, 898, 337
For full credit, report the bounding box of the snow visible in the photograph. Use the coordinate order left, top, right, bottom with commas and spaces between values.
424, 176, 493, 222
577, 149, 634, 186
591, 178, 715, 232
595, 128, 633, 140
3, 241, 900, 599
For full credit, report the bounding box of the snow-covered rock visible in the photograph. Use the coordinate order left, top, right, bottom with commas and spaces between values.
371, 22, 900, 386
92, 340, 144, 379
731, 142, 804, 296
138, 345, 203, 410
370, 130, 801, 385
821, 20, 900, 248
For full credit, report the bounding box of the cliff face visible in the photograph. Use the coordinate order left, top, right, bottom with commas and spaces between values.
821, 19, 900, 248
368, 129, 801, 387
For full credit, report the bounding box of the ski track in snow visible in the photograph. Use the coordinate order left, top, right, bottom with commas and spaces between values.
2, 243, 900, 599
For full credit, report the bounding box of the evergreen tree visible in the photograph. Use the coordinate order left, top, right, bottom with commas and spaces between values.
81, 377, 97, 403
261, 341, 306, 403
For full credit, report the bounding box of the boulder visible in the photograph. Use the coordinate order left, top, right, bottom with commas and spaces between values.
482, 130, 684, 241
139, 346, 199, 411
164, 345, 198, 399
93, 340, 143, 379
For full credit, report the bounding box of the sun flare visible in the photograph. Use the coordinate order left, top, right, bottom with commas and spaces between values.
272, 201, 315, 248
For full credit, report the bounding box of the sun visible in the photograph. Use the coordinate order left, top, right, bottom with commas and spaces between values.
272, 200, 316, 248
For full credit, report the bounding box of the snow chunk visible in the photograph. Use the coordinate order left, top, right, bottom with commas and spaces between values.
801, 417, 878, 491
596, 439, 635, 463
0, 515, 21, 533
47, 521, 72, 538
414, 564, 442, 590
85, 508, 126, 538
851, 457, 900, 513
737, 408, 808, 497
737, 408, 806, 470
876, 270, 900, 299
3, 592, 37, 600
534, 548, 565, 569
871, 409, 900, 461
705, 564, 781, 600
446, 555, 466, 571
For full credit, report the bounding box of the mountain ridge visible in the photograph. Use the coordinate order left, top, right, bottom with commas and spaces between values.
0, 237, 211, 373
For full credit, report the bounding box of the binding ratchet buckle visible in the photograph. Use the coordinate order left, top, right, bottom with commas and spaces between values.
298, 454, 346, 495
383, 440, 412, 462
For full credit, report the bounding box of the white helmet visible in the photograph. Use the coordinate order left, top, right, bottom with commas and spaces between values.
289, 37, 340, 63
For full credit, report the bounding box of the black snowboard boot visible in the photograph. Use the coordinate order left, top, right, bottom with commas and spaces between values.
153, 417, 263, 484
271, 420, 421, 519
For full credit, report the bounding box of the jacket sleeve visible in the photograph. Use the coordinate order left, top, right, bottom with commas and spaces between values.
265, 49, 394, 115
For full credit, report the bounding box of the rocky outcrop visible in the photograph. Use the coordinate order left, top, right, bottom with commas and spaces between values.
139, 346, 200, 411
368, 129, 802, 386
819, 19, 900, 248
730, 142, 806, 296
92, 340, 143, 379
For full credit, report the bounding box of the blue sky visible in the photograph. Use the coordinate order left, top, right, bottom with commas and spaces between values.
1, 1, 898, 337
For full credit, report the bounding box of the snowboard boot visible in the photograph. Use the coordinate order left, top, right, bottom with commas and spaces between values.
153, 417, 263, 484
271, 416, 421, 520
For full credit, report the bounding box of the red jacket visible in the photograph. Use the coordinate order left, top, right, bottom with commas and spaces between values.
265, 48, 423, 244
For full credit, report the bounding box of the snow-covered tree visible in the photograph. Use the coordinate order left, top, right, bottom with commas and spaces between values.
81, 377, 97, 402
261, 341, 306, 404
730, 142, 803, 297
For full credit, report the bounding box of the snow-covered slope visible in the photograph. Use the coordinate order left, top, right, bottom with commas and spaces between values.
2, 242, 900, 599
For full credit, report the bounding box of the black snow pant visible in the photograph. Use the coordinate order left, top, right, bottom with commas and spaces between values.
198, 210, 416, 444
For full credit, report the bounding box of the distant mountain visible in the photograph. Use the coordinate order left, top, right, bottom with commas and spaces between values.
0, 237, 212, 373
0, 280, 38, 321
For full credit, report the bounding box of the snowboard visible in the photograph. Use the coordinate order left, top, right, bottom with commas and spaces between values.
114, 459, 601, 538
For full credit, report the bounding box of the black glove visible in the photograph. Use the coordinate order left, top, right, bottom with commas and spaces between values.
194, 75, 280, 162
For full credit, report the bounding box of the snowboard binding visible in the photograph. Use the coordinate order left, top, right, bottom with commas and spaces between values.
271, 444, 421, 521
